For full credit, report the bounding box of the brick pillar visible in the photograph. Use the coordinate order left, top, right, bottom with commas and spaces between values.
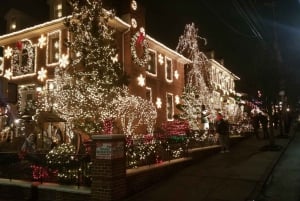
91, 134, 126, 201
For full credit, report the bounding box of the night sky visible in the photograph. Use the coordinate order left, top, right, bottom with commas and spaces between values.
1, 0, 300, 104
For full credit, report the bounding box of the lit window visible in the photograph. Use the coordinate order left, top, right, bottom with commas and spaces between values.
166, 93, 174, 120
47, 31, 60, 65
165, 57, 173, 82
146, 49, 157, 75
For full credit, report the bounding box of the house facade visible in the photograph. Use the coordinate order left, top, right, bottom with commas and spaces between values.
0, 0, 242, 138
0, 0, 190, 135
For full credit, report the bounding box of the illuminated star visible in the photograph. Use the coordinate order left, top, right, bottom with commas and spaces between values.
156, 98, 162, 109
111, 54, 118, 63
174, 70, 179, 79
59, 54, 69, 68
137, 74, 145, 87
4, 69, 12, 80
4, 46, 13, 58
158, 54, 164, 65
38, 34, 47, 48
37, 67, 47, 82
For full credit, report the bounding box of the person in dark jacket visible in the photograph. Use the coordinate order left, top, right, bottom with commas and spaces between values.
216, 114, 230, 153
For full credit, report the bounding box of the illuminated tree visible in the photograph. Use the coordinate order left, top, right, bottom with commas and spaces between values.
113, 89, 157, 136
176, 23, 213, 125
49, 0, 128, 134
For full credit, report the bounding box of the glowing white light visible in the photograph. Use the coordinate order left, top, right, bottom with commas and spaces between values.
131, 0, 137, 10
38, 34, 47, 48
37, 67, 47, 82
137, 74, 145, 87
4, 46, 13, 58
111, 54, 118, 63
36, 87, 42, 92
174, 70, 179, 79
59, 54, 69, 68
131, 18, 137, 28
158, 54, 164, 65
175, 95, 180, 104
156, 98, 162, 108
4, 69, 12, 80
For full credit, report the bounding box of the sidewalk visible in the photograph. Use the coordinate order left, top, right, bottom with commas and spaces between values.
125, 129, 294, 201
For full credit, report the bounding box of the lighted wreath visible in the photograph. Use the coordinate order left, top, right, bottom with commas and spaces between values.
130, 27, 149, 67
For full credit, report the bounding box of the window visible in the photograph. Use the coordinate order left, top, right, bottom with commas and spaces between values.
166, 93, 174, 120
11, 40, 35, 76
165, 57, 173, 82
47, 31, 60, 65
146, 49, 157, 75
146, 87, 152, 102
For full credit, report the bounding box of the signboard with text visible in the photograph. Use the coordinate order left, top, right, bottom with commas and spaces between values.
95, 141, 124, 159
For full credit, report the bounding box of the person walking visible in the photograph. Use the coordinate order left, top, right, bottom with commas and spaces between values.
216, 113, 230, 153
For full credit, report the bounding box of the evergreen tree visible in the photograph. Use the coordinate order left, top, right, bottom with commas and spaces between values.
50, 0, 128, 134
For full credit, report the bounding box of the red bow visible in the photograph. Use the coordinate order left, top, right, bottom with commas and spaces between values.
16, 41, 23, 51
136, 32, 145, 46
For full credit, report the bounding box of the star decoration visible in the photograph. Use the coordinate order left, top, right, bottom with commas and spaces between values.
156, 98, 162, 109
158, 54, 164, 65
4, 69, 12, 80
174, 70, 179, 79
111, 54, 118, 63
38, 34, 47, 48
4, 46, 13, 58
137, 74, 145, 87
37, 67, 47, 82
59, 54, 69, 68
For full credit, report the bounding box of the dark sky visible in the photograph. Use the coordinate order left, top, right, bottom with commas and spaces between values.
1, 0, 300, 104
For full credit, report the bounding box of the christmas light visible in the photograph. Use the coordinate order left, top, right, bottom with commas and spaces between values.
38, 34, 47, 48
4, 69, 12, 80
4, 46, 13, 58
156, 98, 162, 109
59, 54, 69, 68
37, 67, 47, 82
137, 74, 145, 87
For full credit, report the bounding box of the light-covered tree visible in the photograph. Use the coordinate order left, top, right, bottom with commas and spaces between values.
113, 89, 157, 136
47, 0, 128, 134
176, 23, 213, 126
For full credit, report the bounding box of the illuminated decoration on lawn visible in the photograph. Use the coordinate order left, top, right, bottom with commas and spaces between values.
156, 98, 162, 109
11, 39, 35, 77
38, 34, 47, 48
4, 46, 13, 58
137, 74, 145, 86
37, 67, 47, 82
130, 27, 150, 67
113, 89, 157, 135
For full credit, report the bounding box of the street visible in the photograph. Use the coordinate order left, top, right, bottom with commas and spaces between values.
257, 128, 300, 201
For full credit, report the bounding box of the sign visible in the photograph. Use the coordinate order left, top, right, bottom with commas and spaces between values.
96, 141, 124, 159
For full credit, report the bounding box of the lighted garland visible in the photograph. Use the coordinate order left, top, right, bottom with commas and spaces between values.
130, 27, 150, 67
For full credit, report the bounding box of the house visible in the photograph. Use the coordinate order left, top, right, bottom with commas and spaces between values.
0, 0, 240, 136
